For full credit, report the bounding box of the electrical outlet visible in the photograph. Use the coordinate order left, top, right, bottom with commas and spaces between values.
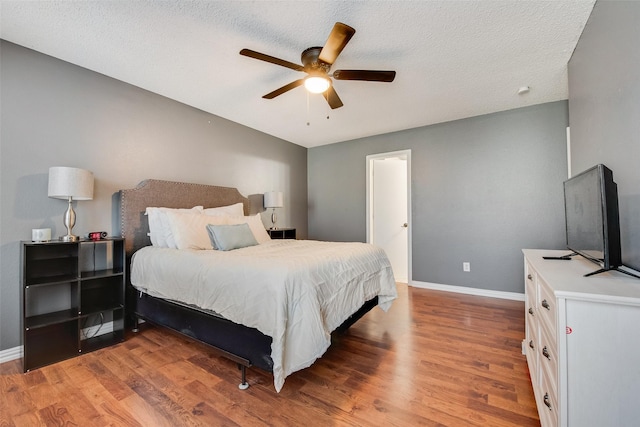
463, 262, 471, 272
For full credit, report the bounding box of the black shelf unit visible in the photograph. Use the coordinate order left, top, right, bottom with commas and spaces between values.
21, 238, 125, 372
267, 228, 296, 240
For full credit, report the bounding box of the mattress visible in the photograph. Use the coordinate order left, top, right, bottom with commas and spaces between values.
130, 239, 397, 391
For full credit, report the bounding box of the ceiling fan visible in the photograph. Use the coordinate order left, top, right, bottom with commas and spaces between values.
240, 22, 396, 109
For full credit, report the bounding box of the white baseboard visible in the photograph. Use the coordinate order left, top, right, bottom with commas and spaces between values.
0, 345, 23, 364
410, 280, 524, 301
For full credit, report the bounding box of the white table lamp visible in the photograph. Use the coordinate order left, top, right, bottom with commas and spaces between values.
48, 166, 94, 242
264, 191, 284, 230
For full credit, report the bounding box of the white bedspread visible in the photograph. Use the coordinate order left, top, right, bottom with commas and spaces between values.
130, 239, 397, 391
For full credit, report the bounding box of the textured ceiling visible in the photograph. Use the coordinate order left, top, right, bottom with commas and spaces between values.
0, 1, 595, 148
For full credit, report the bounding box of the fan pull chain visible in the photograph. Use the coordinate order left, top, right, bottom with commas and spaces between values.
306, 93, 331, 125
306, 91, 311, 126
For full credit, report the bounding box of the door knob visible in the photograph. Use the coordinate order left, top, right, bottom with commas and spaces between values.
401, 223, 408, 228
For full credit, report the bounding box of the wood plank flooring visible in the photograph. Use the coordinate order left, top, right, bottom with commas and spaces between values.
0, 284, 539, 426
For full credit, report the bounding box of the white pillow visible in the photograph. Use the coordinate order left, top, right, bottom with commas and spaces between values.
164, 210, 228, 250
202, 202, 244, 217
146, 206, 203, 247
227, 213, 271, 244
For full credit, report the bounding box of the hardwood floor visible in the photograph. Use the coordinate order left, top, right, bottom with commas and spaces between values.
1, 284, 539, 426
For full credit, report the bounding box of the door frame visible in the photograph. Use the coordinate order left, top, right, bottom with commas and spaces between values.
366, 149, 412, 284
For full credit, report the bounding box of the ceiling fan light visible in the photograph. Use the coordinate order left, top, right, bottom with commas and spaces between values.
304, 76, 330, 94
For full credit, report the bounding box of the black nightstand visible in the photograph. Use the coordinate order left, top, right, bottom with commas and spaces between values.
268, 228, 296, 239
21, 238, 125, 372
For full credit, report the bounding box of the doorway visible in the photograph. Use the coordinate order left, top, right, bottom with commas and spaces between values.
366, 150, 411, 283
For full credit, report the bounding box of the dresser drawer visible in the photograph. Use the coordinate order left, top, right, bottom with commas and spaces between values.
525, 262, 537, 300
537, 276, 557, 341
539, 323, 558, 396
525, 271, 537, 316
540, 363, 558, 427
525, 316, 539, 385
525, 269, 537, 338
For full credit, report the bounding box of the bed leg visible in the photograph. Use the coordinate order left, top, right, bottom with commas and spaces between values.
132, 316, 139, 333
238, 364, 249, 390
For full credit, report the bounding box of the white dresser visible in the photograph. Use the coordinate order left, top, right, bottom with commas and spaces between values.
523, 249, 640, 427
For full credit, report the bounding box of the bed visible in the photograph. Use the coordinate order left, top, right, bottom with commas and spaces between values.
119, 179, 397, 391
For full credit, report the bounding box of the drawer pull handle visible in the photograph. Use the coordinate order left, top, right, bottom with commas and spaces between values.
544, 393, 552, 410
527, 274, 533, 280
528, 307, 534, 315
542, 346, 551, 360
529, 340, 535, 349
541, 299, 550, 310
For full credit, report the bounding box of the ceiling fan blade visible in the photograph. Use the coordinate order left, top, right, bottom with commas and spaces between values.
318, 22, 356, 65
323, 86, 344, 109
240, 49, 304, 72
332, 70, 396, 82
262, 79, 305, 99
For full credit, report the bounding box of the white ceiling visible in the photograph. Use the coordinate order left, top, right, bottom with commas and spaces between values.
1, 1, 595, 148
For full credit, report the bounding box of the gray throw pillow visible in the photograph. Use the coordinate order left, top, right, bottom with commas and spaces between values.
206, 223, 258, 251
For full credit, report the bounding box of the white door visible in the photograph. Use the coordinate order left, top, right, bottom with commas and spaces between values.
367, 151, 411, 283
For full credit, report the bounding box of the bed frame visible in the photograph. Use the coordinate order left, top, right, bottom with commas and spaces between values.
119, 179, 377, 389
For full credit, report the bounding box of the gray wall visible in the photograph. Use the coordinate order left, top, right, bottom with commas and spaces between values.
309, 102, 569, 293
0, 41, 307, 351
568, 0, 640, 272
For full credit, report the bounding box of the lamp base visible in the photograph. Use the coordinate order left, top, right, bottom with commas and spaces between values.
61, 197, 78, 242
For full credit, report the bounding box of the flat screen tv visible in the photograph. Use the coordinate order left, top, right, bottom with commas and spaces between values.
563, 164, 637, 278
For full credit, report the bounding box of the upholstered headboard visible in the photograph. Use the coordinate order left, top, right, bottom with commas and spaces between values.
119, 179, 250, 257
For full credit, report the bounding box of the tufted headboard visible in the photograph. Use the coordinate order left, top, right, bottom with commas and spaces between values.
119, 179, 250, 257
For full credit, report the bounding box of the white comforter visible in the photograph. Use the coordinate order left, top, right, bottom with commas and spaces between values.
130, 239, 397, 391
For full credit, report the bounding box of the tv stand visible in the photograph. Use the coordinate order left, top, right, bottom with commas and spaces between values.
550, 251, 640, 279
569, 252, 640, 279
585, 266, 640, 279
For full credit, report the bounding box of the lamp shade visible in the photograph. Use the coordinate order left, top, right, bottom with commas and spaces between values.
48, 167, 94, 200
264, 191, 284, 208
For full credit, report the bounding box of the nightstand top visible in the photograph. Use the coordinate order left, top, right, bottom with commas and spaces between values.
22, 237, 123, 245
